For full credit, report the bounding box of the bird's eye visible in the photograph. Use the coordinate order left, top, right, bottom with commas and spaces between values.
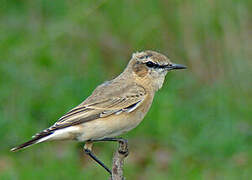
146, 61, 156, 68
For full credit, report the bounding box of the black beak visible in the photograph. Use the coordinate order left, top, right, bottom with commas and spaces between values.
166, 63, 187, 71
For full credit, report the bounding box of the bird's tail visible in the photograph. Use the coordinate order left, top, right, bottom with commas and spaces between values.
10, 130, 53, 152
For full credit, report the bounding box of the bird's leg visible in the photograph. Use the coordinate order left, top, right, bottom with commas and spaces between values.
83, 141, 112, 175
83, 138, 129, 175
93, 138, 129, 179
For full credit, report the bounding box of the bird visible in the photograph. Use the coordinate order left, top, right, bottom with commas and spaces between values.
11, 50, 186, 174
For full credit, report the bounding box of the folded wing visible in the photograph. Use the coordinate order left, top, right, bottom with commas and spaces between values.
48, 83, 146, 131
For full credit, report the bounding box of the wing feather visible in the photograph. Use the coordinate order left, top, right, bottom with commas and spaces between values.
49, 83, 146, 131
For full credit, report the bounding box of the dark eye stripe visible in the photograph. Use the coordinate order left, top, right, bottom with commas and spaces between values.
146, 61, 156, 68
145, 61, 169, 69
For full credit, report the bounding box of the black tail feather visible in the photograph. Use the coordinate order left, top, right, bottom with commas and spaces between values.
11, 131, 53, 152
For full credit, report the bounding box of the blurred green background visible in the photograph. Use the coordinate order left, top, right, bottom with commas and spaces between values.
0, 0, 251, 179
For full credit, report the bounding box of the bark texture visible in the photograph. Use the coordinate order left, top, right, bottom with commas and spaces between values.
110, 140, 129, 180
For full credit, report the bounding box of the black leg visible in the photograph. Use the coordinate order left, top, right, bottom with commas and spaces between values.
84, 148, 112, 175
83, 138, 128, 175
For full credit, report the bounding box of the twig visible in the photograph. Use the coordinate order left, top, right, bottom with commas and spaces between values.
109, 140, 129, 180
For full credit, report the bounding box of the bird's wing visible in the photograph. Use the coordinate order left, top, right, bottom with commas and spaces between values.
48, 83, 146, 131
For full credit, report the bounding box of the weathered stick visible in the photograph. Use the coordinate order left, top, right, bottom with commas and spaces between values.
110, 140, 129, 180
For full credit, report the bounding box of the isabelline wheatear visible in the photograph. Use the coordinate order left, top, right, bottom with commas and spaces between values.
11, 50, 186, 174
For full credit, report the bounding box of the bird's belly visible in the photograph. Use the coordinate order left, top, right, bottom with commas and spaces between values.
76, 110, 146, 141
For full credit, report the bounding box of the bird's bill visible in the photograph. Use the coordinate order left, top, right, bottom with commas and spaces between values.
166, 63, 187, 71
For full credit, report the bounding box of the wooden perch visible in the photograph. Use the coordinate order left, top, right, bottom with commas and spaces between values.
110, 139, 129, 180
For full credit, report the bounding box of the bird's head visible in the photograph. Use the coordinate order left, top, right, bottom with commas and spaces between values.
127, 50, 186, 91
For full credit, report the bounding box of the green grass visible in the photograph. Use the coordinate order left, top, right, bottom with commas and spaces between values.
0, 0, 251, 179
